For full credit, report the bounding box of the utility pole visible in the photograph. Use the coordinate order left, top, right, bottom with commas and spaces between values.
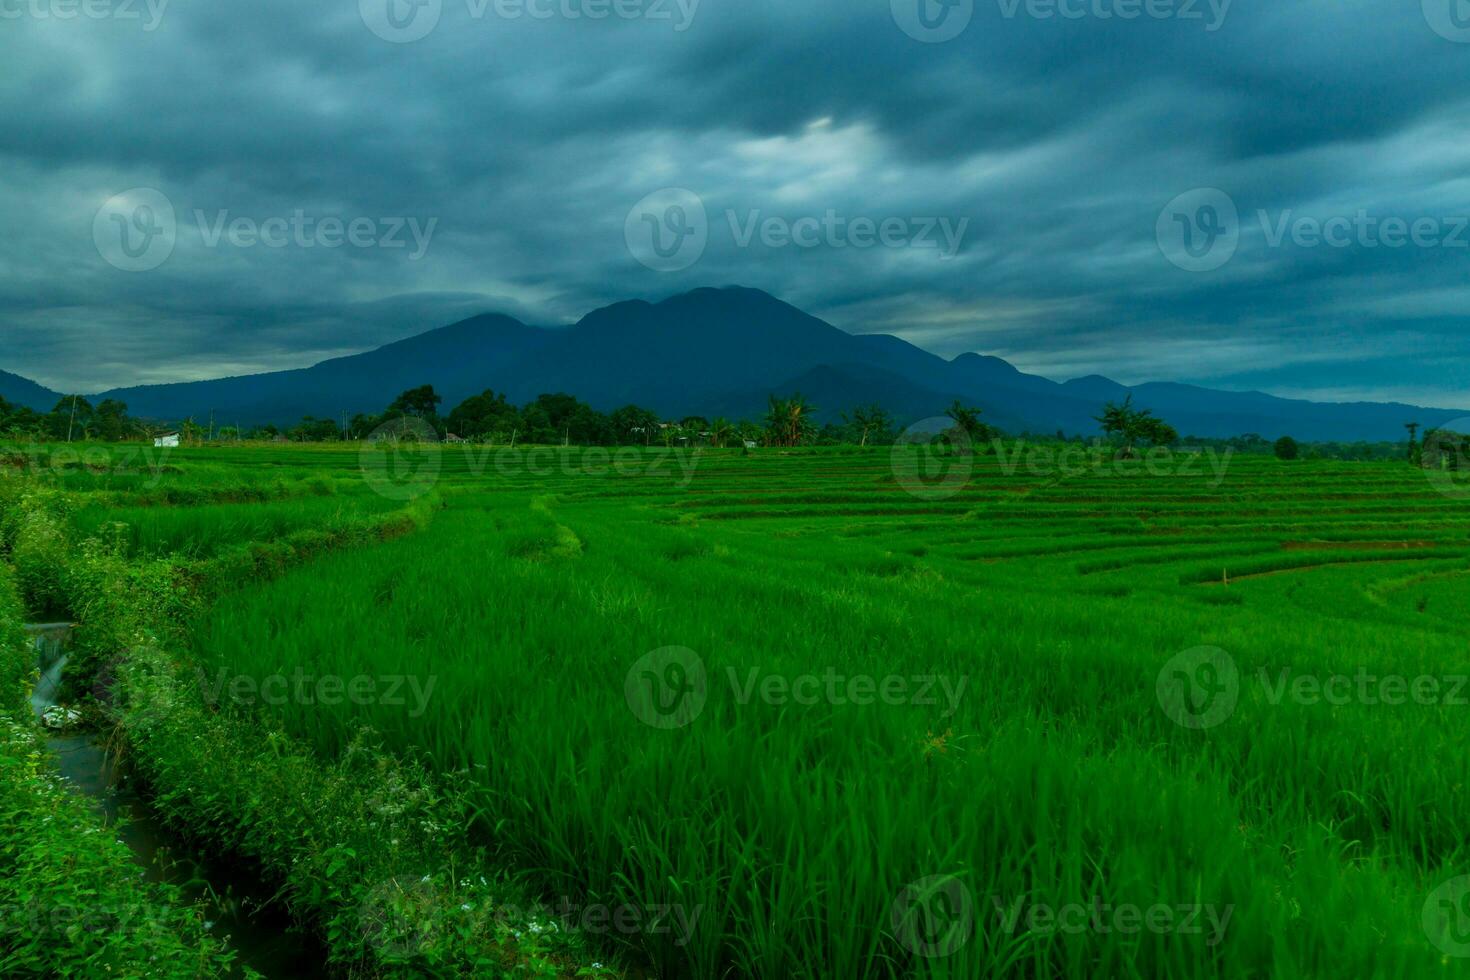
208, 410, 215, 442
66, 394, 78, 442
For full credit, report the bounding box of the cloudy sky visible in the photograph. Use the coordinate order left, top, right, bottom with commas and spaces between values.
4, 0, 1469, 406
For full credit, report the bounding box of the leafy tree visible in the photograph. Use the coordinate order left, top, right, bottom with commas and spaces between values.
0, 396, 42, 437
527, 393, 608, 445
518, 403, 556, 444
1093, 395, 1173, 458
1222, 432, 1271, 454
708, 417, 734, 448
447, 389, 517, 441
48, 396, 94, 441
609, 405, 659, 445
1421, 426, 1470, 471
944, 400, 991, 454
843, 404, 892, 447
1142, 418, 1178, 447
1405, 421, 1421, 463
290, 416, 342, 442
387, 385, 442, 419
735, 420, 761, 451
347, 413, 382, 439
93, 399, 132, 441
1274, 435, 1299, 460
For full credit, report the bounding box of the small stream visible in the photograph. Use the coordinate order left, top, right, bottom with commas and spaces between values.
25, 625, 325, 979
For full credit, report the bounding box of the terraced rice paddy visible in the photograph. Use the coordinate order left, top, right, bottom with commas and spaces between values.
147, 445, 1470, 978
68, 493, 403, 558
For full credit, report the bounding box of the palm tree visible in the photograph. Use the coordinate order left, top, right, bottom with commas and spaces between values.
843, 404, 891, 447
763, 394, 817, 447
709, 417, 734, 448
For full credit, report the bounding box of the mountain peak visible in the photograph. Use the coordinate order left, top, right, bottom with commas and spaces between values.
3, 288, 1465, 441
951, 352, 1022, 375
652, 284, 792, 314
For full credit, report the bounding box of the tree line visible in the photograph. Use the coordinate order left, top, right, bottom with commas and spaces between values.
0, 395, 143, 442
3, 385, 1461, 467
348, 387, 919, 449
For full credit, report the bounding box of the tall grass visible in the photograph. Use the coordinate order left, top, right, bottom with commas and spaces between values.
185, 451, 1470, 977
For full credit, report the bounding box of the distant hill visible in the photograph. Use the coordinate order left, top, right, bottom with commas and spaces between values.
0, 370, 61, 412
3, 286, 1464, 440
89, 314, 551, 425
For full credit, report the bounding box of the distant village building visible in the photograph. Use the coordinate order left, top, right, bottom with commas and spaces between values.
445, 433, 467, 444
154, 433, 180, 448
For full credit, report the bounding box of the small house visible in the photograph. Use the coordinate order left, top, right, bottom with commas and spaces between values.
154, 433, 180, 448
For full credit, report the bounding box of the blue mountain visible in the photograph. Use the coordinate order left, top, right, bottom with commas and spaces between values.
3, 287, 1463, 441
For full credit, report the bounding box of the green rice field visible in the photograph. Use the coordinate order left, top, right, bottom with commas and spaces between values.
163, 445, 1470, 977
13, 442, 1470, 977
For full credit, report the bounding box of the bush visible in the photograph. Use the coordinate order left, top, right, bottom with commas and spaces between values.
1274, 435, 1300, 460
1, 486, 72, 617
0, 563, 237, 977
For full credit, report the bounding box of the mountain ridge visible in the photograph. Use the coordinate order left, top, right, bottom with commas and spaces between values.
3, 286, 1463, 441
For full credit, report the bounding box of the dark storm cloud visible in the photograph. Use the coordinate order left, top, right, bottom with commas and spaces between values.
1, 0, 1468, 405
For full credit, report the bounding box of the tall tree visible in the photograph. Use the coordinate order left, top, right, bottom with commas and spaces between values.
708, 417, 734, 448
387, 385, 443, 419
1093, 395, 1173, 458
94, 399, 131, 441
48, 396, 94, 441
843, 404, 892, 447
447, 389, 517, 441
764, 394, 816, 448
944, 400, 990, 454
609, 404, 660, 445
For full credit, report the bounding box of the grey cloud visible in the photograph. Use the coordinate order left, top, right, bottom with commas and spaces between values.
0, 0, 1466, 406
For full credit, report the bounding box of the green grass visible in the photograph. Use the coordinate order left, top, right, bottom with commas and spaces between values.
152, 446, 1470, 978
69, 494, 403, 558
